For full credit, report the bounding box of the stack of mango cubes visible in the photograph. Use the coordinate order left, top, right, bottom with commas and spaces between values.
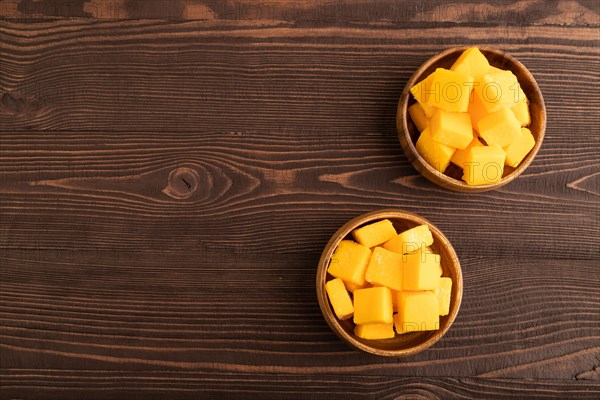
408, 47, 535, 185
325, 219, 452, 340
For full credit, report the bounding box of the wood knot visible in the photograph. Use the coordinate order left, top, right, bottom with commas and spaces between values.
163, 167, 200, 199
1, 92, 25, 114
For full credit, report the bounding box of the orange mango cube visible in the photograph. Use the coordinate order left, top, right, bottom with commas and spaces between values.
352, 219, 397, 249
394, 291, 440, 333
383, 224, 434, 255
415, 127, 455, 173
353, 286, 393, 325
365, 247, 403, 291
468, 88, 492, 130
475, 70, 521, 113
462, 144, 506, 186
477, 107, 522, 148
430, 109, 474, 149
410, 74, 438, 118
434, 277, 452, 316
325, 278, 354, 320
402, 252, 441, 290
327, 240, 371, 286
427, 68, 475, 113
451, 134, 484, 169
354, 323, 395, 340
408, 102, 430, 132
451, 47, 490, 79
504, 127, 535, 167
511, 98, 531, 126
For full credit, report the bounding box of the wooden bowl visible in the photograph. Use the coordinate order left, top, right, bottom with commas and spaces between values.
316, 209, 463, 357
397, 46, 546, 192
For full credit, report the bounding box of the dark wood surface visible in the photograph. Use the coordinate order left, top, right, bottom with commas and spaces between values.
1, 0, 599, 398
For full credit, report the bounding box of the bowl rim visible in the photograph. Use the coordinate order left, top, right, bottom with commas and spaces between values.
316, 209, 463, 357
397, 46, 547, 192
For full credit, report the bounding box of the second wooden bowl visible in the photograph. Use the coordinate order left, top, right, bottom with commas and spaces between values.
316, 209, 463, 357
397, 46, 546, 192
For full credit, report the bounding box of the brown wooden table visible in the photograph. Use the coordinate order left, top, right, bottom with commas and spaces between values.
1, 1, 599, 398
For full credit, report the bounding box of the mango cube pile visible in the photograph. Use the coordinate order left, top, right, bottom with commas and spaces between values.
325, 219, 453, 340
408, 47, 535, 185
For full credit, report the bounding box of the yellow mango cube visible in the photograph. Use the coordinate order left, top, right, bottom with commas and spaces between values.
394, 291, 439, 333
402, 252, 441, 290
451, 47, 490, 80
325, 278, 354, 320
353, 286, 393, 325
383, 224, 434, 255
477, 107, 522, 148
434, 277, 452, 316
408, 103, 430, 132
427, 68, 474, 113
468, 88, 492, 130
475, 70, 521, 113
415, 127, 455, 173
365, 247, 403, 291
328, 240, 371, 286
354, 323, 395, 340
504, 127, 535, 168
430, 109, 473, 149
511, 98, 531, 126
352, 219, 397, 249
410, 74, 438, 118
462, 144, 506, 186
451, 134, 484, 169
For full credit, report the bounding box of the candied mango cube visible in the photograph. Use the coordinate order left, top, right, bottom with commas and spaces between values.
352, 219, 397, 249
328, 240, 371, 286
451, 47, 490, 80
410, 74, 438, 118
504, 127, 535, 168
477, 107, 522, 148
365, 247, 403, 291
383, 224, 433, 255
462, 144, 506, 186
353, 286, 393, 325
416, 127, 455, 173
451, 134, 484, 169
427, 68, 474, 113
354, 323, 395, 339
402, 252, 441, 290
468, 88, 491, 130
475, 70, 521, 113
430, 109, 473, 149
394, 291, 440, 333
408, 103, 429, 132
434, 277, 452, 316
325, 278, 354, 320
511, 98, 531, 126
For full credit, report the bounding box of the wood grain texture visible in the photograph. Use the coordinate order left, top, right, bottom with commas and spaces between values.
1, 0, 599, 24
1, 21, 599, 133
1, 131, 598, 259
1, 372, 599, 399
1, 0, 599, 398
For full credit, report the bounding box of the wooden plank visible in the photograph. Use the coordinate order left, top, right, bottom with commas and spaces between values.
0, 22, 598, 133
1, 0, 598, 25
1, 130, 598, 258
1, 252, 598, 379
1, 371, 599, 399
